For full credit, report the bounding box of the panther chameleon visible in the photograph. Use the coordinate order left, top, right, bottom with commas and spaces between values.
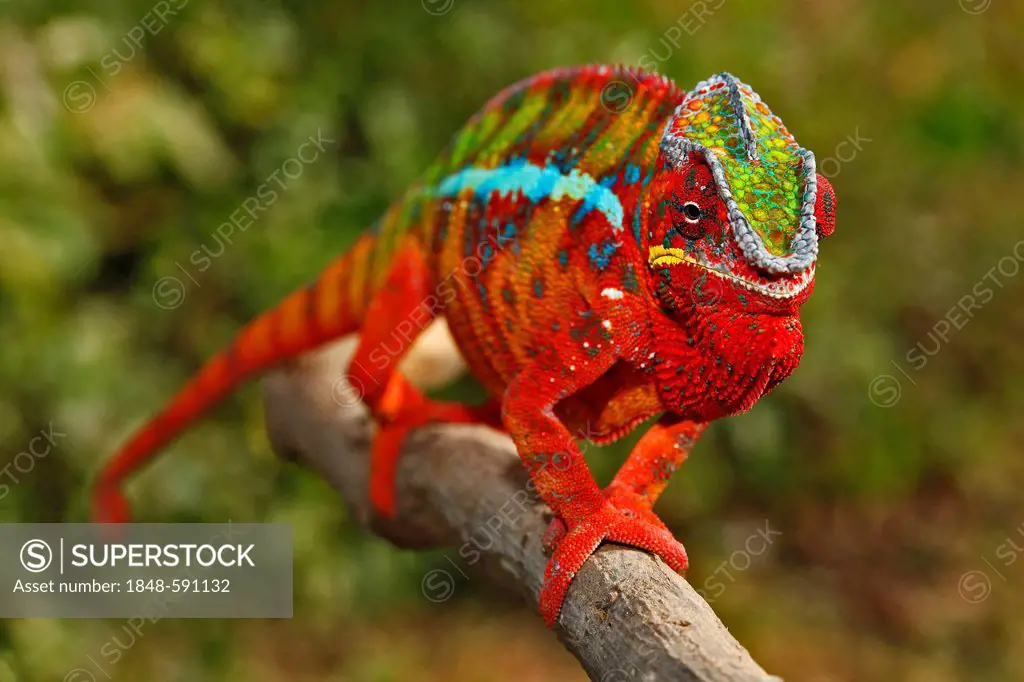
93, 65, 837, 626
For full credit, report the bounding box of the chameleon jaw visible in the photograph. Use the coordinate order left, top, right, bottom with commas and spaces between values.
647, 246, 814, 300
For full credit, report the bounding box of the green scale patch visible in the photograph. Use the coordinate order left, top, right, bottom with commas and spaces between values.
669, 78, 806, 257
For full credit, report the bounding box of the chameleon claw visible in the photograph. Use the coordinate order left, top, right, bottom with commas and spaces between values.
539, 503, 688, 627
541, 516, 568, 556
542, 484, 668, 557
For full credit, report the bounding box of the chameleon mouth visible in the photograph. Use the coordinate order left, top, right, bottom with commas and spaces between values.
647, 246, 814, 300
649, 246, 691, 268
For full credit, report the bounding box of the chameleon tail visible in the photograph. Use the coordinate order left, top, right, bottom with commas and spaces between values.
92, 235, 379, 523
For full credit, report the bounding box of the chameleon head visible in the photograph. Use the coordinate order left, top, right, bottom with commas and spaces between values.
644, 73, 836, 314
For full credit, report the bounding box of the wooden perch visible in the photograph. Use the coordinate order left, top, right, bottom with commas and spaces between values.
261, 326, 781, 682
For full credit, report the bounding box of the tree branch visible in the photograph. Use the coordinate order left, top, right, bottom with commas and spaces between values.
261, 332, 781, 682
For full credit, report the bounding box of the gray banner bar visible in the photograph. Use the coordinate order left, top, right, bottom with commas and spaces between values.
0, 523, 292, 618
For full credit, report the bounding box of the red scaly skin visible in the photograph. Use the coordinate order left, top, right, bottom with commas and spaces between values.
92, 65, 836, 627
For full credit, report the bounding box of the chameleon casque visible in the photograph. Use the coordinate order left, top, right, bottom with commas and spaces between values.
94, 65, 836, 626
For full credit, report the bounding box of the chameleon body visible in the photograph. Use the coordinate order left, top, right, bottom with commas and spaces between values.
94, 65, 836, 626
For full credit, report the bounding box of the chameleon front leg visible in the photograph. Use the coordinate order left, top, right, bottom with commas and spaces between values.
606, 417, 707, 509
542, 417, 706, 555
502, 358, 690, 627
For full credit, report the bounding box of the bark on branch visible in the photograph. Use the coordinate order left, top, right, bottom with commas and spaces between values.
261, 332, 781, 682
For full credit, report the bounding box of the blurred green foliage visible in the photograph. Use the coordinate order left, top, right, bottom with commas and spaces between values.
1, 0, 1023, 680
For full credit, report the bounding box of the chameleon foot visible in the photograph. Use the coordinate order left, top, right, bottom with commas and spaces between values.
539, 503, 688, 627
541, 484, 669, 553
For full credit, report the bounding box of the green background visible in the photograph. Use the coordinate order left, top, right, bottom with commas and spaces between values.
1, 0, 1023, 680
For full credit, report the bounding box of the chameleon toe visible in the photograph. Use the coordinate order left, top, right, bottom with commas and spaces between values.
538, 503, 689, 627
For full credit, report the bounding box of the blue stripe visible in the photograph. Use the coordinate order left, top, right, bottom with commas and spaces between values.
434, 162, 624, 231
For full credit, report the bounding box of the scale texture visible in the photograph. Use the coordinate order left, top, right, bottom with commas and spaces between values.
93, 64, 837, 626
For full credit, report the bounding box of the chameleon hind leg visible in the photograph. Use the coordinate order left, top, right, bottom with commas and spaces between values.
347, 240, 502, 518
543, 418, 707, 551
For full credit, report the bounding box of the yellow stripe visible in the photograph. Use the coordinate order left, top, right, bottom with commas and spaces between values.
648, 245, 687, 266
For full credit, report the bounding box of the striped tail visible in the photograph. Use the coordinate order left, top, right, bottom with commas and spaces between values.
93, 235, 378, 523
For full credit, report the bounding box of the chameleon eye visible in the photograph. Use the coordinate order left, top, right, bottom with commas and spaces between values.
681, 202, 702, 223
669, 197, 704, 239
